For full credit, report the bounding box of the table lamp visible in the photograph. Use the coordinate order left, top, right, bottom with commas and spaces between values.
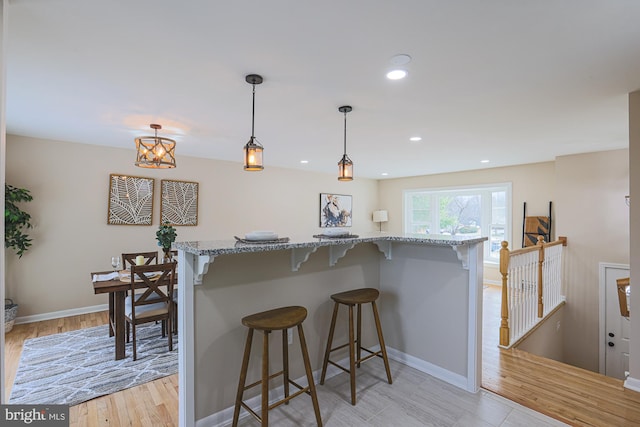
372, 210, 388, 232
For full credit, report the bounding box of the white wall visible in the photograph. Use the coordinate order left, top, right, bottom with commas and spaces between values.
629, 90, 640, 386
5, 135, 378, 317
1, 0, 8, 405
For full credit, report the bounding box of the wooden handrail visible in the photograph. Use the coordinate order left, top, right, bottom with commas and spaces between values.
544, 236, 567, 248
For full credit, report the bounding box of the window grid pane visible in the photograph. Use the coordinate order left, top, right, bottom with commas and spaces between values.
404, 185, 511, 262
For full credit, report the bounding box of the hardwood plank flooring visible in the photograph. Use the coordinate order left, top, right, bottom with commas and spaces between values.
4, 288, 640, 426
4, 312, 178, 427
482, 285, 640, 427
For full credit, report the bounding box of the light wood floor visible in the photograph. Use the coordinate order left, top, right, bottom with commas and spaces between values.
482, 285, 640, 427
4, 312, 179, 427
4, 288, 640, 426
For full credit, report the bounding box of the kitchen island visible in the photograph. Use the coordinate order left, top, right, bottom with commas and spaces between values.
175, 233, 486, 426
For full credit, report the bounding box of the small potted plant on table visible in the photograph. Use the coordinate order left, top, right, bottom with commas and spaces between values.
156, 222, 177, 263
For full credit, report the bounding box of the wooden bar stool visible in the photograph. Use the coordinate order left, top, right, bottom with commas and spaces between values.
232, 306, 322, 427
319, 288, 392, 405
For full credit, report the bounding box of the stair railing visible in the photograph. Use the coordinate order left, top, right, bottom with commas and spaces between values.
499, 236, 567, 348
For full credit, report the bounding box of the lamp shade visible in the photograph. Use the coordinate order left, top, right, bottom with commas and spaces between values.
373, 210, 388, 223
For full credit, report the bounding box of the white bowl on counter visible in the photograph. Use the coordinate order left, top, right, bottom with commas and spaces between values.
245, 231, 278, 241
322, 228, 350, 237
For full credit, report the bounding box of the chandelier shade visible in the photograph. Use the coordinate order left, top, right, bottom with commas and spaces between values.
337, 105, 353, 181
244, 74, 264, 171
135, 124, 176, 169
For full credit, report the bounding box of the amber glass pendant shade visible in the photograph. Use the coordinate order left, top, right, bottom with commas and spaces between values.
244, 137, 264, 171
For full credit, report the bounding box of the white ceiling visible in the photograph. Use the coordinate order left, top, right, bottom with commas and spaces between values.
6, 1, 640, 179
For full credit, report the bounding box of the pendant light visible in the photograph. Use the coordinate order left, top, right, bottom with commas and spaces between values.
135, 124, 176, 169
244, 74, 264, 171
337, 105, 353, 181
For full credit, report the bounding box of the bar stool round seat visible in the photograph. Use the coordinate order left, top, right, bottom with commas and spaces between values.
242, 306, 307, 330
330, 288, 380, 305
232, 306, 322, 427
320, 287, 393, 405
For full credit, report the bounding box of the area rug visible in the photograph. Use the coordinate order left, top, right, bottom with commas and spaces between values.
9, 323, 178, 406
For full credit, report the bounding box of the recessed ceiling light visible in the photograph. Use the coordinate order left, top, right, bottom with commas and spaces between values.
386, 69, 408, 80
381, 172, 389, 176
300, 160, 309, 164
480, 159, 490, 163
390, 54, 412, 65
409, 136, 422, 142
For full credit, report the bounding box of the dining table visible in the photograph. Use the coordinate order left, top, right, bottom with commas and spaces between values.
91, 271, 134, 360
91, 269, 177, 360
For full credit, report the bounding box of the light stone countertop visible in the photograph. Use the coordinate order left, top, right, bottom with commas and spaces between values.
173, 232, 488, 256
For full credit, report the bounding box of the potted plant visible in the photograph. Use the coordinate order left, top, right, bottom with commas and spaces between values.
4, 184, 34, 332
156, 222, 177, 262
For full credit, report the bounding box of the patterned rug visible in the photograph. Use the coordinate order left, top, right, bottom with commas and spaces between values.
9, 323, 178, 406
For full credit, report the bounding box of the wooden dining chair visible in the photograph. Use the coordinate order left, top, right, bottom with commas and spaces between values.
124, 262, 176, 360
121, 251, 158, 270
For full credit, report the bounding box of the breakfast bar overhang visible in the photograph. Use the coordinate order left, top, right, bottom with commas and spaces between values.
175, 234, 486, 426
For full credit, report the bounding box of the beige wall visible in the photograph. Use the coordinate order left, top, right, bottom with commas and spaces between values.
378, 153, 630, 371
5, 135, 378, 317
193, 244, 381, 419
378, 162, 557, 285
6, 133, 631, 373
555, 149, 629, 371
517, 306, 565, 362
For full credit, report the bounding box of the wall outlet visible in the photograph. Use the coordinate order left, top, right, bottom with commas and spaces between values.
288, 328, 293, 345
556, 321, 561, 331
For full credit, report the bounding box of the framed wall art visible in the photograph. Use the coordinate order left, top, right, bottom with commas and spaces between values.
107, 174, 154, 225
319, 193, 352, 228
161, 179, 199, 226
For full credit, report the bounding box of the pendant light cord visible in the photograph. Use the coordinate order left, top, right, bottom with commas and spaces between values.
343, 111, 347, 155
251, 84, 256, 139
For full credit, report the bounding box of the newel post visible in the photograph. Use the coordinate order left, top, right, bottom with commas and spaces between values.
537, 235, 545, 318
499, 241, 510, 347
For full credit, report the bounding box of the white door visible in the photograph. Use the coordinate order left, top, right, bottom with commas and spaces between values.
601, 263, 630, 380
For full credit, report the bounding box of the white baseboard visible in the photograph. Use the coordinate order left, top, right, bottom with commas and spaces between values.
384, 347, 470, 392
14, 304, 108, 325
624, 376, 640, 393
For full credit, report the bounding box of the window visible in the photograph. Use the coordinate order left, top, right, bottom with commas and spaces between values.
404, 183, 511, 262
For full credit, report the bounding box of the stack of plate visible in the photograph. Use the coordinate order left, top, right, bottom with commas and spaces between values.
244, 231, 279, 241
322, 228, 350, 237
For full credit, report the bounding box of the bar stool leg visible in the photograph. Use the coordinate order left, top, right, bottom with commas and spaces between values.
262, 330, 270, 427
298, 324, 323, 427
282, 329, 289, 404
348, 304, 356, 405
232, 328, 254, 427
371, 301, 393, 384
356, 303, 362, 368
320, 302, 339, 384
